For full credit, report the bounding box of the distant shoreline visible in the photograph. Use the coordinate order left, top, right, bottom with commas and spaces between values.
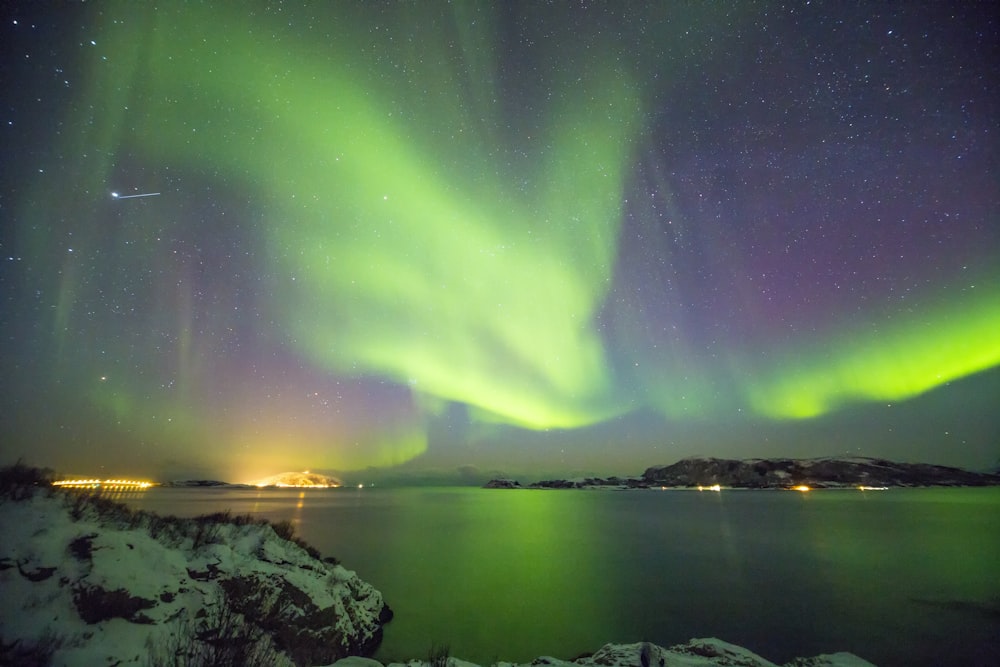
485, 455, 1000, 490
47, 454, 1000, 491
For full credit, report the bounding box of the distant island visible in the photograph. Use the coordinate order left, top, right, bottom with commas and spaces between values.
162, 471, 343, 488
486, 456, 1000, 490
162, 479, 256, 488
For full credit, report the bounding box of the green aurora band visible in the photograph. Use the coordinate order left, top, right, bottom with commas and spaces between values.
740, 280, 1000, 419
129, 3, 642, 429
20, 2, 1000, 468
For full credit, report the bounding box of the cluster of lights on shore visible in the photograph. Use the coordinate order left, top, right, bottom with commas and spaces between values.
255, 482, 339, 488
687, 484, 889, 492
248, 470, 355, 488
253, 482, 363, 489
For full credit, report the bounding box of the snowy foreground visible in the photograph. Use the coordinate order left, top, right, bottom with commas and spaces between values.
1, 484, 390, 665
333, 639, 876, 667
1, 481, 875, 667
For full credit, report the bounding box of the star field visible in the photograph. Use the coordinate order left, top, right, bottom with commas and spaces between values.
1, 2, 997, 481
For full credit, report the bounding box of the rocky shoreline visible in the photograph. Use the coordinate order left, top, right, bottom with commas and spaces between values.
486, 456, 1000, 490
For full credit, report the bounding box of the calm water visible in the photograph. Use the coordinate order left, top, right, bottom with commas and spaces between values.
120, 486, 1000, 666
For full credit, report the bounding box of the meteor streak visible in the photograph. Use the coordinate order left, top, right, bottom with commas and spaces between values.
111, 191, 161, 199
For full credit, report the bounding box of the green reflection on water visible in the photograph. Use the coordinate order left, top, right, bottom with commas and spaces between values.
371, 488, 619, 662
121, 486, 1000, 666
789, 487, 1000, 664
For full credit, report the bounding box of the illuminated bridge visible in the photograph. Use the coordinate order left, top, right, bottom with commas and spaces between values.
53, 479, 154, 490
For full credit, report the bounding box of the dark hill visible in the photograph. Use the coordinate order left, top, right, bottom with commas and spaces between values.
642, 456, 1000, 489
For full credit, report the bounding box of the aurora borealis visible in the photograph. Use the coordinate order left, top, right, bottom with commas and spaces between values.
2, 2, 998, 481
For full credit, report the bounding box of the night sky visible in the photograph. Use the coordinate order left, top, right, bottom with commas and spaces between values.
2, 2, 998, 482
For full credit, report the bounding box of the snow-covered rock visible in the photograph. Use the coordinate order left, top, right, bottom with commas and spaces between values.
0, 485, 392, 666
339, 639, 875, 667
